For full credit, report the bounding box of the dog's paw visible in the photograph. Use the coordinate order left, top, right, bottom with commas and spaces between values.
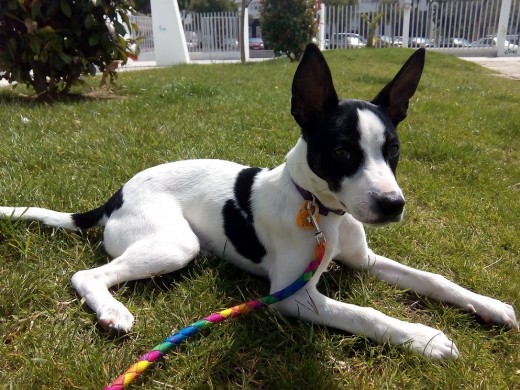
96, 302, 135, 333
402, 323, 459, 360
466, 296, 518, 330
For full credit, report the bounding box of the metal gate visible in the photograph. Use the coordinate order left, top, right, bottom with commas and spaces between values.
322, 0, 520, 56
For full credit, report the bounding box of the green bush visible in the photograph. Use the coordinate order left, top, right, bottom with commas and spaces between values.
261, 0, 317, 61
0, 0, 138, 97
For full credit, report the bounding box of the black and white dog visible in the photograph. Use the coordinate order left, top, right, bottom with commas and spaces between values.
1, 45, 516, 359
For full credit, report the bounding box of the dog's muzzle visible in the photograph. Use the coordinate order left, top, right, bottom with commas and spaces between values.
347, 192, 405, 226
373, 192, 405, 223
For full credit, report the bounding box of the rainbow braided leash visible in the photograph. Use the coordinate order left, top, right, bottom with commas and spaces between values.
105, 199, 326, 390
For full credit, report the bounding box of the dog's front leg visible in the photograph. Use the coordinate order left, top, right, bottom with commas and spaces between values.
363, 250, 518, 329
273, 286, 459, 359
334, 218, 517, 329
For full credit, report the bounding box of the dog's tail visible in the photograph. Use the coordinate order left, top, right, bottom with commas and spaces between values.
0, 188, 123, 231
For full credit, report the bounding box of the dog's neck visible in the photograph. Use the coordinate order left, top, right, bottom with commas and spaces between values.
285, 137, 346, 213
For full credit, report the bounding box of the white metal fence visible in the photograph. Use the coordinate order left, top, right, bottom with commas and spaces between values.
130, 12, 241, 61
183, 11, 240, 52
324, 3, 404, 48
129, 0, 519, 62
323, 0, 520, 54
129, 14, 154, 60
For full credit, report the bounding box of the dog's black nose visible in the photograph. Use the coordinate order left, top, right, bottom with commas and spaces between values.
375, 193, 405, 219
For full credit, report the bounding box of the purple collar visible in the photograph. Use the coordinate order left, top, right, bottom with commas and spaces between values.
293, 181, 346, 216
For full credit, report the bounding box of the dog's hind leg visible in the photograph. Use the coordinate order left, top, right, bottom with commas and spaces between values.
71, 221, 200, 333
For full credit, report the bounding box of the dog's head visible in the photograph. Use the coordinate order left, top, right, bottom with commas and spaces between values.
290, 44, 424, 226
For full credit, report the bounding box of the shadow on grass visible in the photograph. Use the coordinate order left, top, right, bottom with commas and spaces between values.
60, 230, 514, 387
0, 87, 125, 105
82, 251, 347, 387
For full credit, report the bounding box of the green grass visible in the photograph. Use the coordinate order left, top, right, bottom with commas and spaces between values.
1, 49, 519, 389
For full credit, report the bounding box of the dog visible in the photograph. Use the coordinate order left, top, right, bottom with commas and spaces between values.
1, 44, 517, 359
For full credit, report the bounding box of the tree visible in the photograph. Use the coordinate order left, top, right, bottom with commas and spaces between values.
134, 0, 239, 15
361, 12, 384, 47
134, 0, 151, 15
261, 0, 318, 61
0, 0, 138, 97
322, 0, 358, 5
188, 0, 237, 13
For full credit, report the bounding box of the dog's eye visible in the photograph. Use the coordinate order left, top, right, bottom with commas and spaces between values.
389, 144, 400, 157
334, 147, 351, 160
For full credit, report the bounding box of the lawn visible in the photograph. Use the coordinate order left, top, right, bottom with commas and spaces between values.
0, 49, 519, 389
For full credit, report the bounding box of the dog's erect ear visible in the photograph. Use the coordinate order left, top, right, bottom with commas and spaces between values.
371, 48, 425, 126
291, 44, 338, 131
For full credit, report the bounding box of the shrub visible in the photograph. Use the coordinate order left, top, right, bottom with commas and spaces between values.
261, 0, 318, 61
0, 0, 138, 97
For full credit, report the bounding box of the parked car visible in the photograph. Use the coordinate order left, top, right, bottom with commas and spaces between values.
506, 34, 519, 46
184, 31, 201, 49
249, 37, 264, 50
409, 37, 433, 48
222, 38, 239, 50
323, 38, 330, 49
329, 33, 367, 48
436, 37, 472, 48
377, 35, 402, 47
378, 36, 430, 48
472, 36, 519, 49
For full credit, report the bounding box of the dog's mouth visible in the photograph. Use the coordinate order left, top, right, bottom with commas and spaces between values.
342, 200, 404, 227
363, 213, 404, 228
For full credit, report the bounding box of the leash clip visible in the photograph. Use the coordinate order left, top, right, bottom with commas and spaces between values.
307, 197, 326, 245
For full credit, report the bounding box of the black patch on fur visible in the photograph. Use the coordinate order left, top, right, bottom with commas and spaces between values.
382, 128, 400, 175
222, 168, 266, 263
72, 188, 124, 229
305, 100, 365, 191
305, 100, 401, 191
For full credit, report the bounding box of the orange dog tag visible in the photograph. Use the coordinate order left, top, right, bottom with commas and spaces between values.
296, 200, 320, 230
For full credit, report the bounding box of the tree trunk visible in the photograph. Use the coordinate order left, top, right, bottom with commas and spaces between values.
32, 65, 48, 96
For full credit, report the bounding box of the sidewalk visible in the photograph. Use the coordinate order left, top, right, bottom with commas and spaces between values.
0, 57, 270, 87
116, 55, 520, 80
118, 56, 272, 71
1, 54, 519, 87
460, 56, 520, 80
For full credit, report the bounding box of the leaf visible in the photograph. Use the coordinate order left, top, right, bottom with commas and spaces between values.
44, 2, 58, 18
84, 13, 96, 29
31, 1, 41, 19
28, 36, 41, 54
131, 22, 140, 35
7, 38, 17, 59
100, 32, 111, 47
58, 50, 72, 64
8, 0, 19, 11
112, 20, 127, 37
40, 40, 55, 61
88, 34, 101, 46
88, 63, 96, 76
24, 17, 36, 34
63, 36, 72, 48
60, 0, 71, 18
117, 9, 130, 27
39, 25, 56, 34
